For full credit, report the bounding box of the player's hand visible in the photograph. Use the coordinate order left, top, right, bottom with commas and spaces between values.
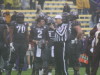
33, 40, 38, 44
10, 42, 15, 52
77, 33, 82, 40
34, 40, 38, 44
90, 48, 94, 53
50, 24, 55, 30
28, 44, 32, 50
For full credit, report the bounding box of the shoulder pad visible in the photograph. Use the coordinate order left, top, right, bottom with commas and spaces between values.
10, 21, 17, 26
24, 22, 28, 26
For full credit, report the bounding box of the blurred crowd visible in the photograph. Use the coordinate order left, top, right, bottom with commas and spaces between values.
66, 0, 100, 26
0, 0, 38, 10
0, 10, 18, 26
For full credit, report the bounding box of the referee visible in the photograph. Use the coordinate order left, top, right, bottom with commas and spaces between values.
51, 15, 69, 75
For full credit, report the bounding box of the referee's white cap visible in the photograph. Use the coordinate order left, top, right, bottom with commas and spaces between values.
55, 15, 62, 19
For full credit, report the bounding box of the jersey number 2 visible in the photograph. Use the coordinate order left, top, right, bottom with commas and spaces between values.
37, 30, 42, 38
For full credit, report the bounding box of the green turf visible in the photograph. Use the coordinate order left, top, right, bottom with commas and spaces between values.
2, 67, 100, 75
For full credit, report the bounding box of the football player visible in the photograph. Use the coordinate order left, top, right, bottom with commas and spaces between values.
30, 17, 49, 75
47, 17, 55, 75
65, 12, 83, 75
6, 13, 29, 75
0, 17, 8, 75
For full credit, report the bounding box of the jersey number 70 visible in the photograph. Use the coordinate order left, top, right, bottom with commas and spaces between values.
16, 25, 26, 33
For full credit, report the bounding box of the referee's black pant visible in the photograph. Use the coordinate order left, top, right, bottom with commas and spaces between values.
54, 42, 68, 75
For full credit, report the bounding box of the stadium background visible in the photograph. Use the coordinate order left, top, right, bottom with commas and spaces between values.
1, 0, 100, 75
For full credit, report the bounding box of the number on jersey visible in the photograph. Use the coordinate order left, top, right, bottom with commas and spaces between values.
37, 30, 42, 38
16, 25, 26, 33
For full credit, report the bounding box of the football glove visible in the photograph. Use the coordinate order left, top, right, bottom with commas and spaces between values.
10, 42, 15, 52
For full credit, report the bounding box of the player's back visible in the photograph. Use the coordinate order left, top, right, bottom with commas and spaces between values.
12, 22, 28, 43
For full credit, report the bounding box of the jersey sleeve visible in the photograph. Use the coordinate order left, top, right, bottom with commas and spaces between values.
45, 27, 50, 41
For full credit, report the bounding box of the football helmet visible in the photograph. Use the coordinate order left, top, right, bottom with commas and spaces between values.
62, 12, 70, 23
69, 11, 79, 21
16, 13, 24, 23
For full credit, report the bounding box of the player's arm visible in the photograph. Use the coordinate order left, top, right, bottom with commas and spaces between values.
90, 26, 97, 37
74, 25, 83, 39
26, 23, 29, 43
26, 23, 32, 50
45, 26, 50, 44
3, 25, 8, 45
9, 24, 16, 51
9, 25, 14, 43
73, 22, 83, 39
29, 26, 38, 44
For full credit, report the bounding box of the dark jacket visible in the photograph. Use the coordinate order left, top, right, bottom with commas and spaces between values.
63, 5, 70, 13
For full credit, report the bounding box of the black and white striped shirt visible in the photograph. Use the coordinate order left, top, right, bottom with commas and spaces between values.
54, 23, 69, 42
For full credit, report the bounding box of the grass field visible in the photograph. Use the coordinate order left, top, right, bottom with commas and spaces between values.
2, 67, 100, 75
